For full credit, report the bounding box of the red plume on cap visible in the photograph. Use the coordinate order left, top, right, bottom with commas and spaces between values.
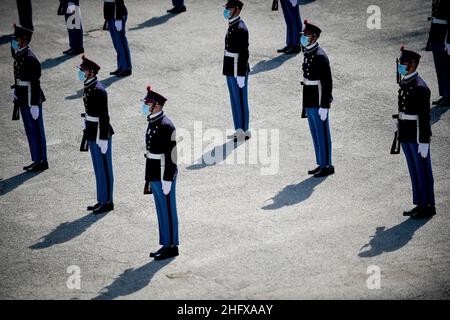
400, 45, 405, 51
147, 85, 152, 91
304, 19, 309, 24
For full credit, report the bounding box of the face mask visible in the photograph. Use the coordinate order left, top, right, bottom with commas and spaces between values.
397, 63, 408, 76
300, 35, 310, 47
141, 103, 150, 116
78, 69, 87, 81
223, 8, 232, 20
11, 39, 19, 51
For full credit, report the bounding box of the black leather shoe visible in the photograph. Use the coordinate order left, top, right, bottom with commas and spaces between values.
277, 45, 292, 53
411, 206, 436, 219
432, 97, 444, 105
93, 202, 114, 214
403, 206, 420, 216
167, 6, 186, 14
26, 161, 48, 172
87, 203, 101, 211
116, 69, 132, 77
285, 45, 301, 55
314, 166, 334, 178
110, 69, 122, 75
436, 98, 450, 107
154, 246, 179, 260
23, 162, 36, 171
149, 246, 165, 258
308, 166, 321, 175
63, 48, 84, 55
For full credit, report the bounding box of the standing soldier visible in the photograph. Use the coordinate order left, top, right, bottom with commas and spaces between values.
300, 21, 334, 177
103, 0, 132, 77
167, 0, 187, 14
16, 0, 33, 31
10, 25, 48, 172
141, 86, 179, 261
78, 56, 115, 214
428, 0, 450, 106
223, 0, 251, 142
277, 0, 302, 55
58, 0, 84, 55
395, 47, 436, 219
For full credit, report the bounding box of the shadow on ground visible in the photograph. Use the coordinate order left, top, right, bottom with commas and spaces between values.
0, 171, 42, 196
358, 217, 432, 258
262, 176, 327, 210
93, 259, 173, 300
129, 13, 176, 31
186, 139, 243, 170
29, 213, 107, 249
65, 76, 126, 100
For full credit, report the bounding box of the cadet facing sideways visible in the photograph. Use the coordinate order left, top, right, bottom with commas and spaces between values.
395, 47, 436, 219
141, 87, 179, 261
57, 0, 84, 55
223, 0, 251, 142
277, 0, 303, 55
300, 21, 334, 178
10, 25, 48, 173
78, 56, 115, 215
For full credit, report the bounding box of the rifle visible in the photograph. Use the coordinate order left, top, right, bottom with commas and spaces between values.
390, 114, 400, 154
11, 85, 20, 120
272, 0, 278, 11
143, 180, 152, 195
79, 113, 89, 152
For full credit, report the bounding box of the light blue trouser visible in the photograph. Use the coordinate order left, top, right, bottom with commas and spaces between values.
172, 0, 185, 8
88, 139, 114, 204
150, 177, 179, 246
280, 0, 302, 46
108, 15, 132, 71
401, 142, 435, 207
20, 104, 47, 162
226, 75, 249, 132
306, 107, 332, 168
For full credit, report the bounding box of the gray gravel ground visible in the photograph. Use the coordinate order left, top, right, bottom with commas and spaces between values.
0, 0, 449, 299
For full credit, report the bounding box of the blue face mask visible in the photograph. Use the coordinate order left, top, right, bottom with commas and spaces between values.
300, 35, 310, 47
141, 103, 150, 116
11, 39, 19, 51
397, 63, 408, 76
223, 8, 232, 20
78, 69, 87, 81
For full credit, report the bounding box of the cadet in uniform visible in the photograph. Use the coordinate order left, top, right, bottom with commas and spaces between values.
57, 0, 84, 55
277, 0, 302, 55
11, 25, 48, 172
78, 56, 115, 214
16, 0, 33, 31
429, 0, 450, 106
300, 21, 334, 177
396, 47, 436, 219
103, 0, 132, 77
141, 86, 179, 260
223, 0, 251, 142
167, 0, 187, 14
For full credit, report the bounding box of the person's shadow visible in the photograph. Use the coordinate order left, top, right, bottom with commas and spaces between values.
0, 172, 42, 196
250, 54, 297, 75
358, 218, 432, 258
29, 213, 107, 249
93, 259, 174, 300
41, 54, 77, 70
65, 76, 125, 100
262, 176, 327, 210
185, 139, 242, 170
431, 105, 450, 125
129, 13, 176, 31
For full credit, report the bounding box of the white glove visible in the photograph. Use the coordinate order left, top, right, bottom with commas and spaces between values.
98, 139, 108, 154
30, 105, 39, 120
318, 107, 328, 121
290, 0, 298, 6
82, 118, 86, 130
162, 180, 172, 196
10, 88, 17, 101
418, 143, 429, 158
115, 20, 123, 32
445, 42, 450, 55
236, 76, 246, 88
66, 2, 76, 14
